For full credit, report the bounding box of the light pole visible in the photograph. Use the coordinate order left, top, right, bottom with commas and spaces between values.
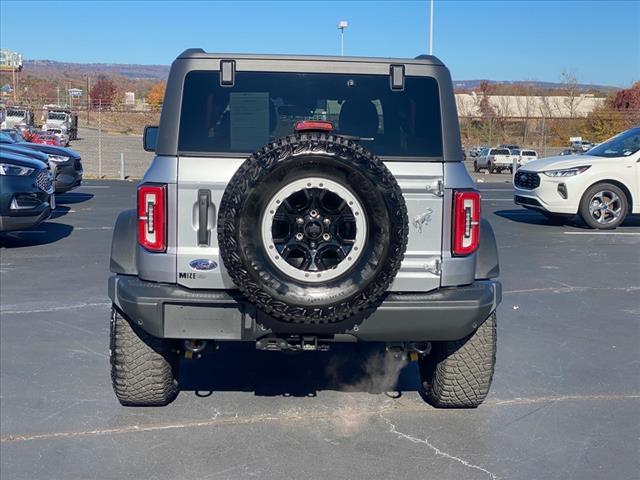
429, 0, 434, 55
337, 20, 348, 56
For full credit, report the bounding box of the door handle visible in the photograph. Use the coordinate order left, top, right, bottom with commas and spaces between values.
197, 189, 210, 246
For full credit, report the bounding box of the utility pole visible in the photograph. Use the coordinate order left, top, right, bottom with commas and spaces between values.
338, 20, 348, 56
86, 76, 90, 124
429, 0, 434, 55
98, 99, 102, 178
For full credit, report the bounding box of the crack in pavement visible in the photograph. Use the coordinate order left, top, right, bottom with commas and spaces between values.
2, 393, 638, 444
379, 412, 498, 479
0, 301, 111, 315
504, 285, 640, 295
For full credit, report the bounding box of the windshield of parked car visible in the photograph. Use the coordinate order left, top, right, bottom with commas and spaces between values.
587, 127, 640, 158
48, 112, 67, 120
0, 132, 17, 143
179, 71, 443, 158
490, 149, 510, 155
6, 109, 25, 118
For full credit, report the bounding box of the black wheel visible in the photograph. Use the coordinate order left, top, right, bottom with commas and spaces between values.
218, 132, 409, 331
473, 160, 479, 172
110, 307, 179, 406
579, 183, 628, 230
508, 166, 513, 174
419, 313, 497, 408
487, 161, 494, 174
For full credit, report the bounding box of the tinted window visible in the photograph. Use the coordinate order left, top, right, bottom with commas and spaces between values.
178, 71, 443, 157
522, 150, 536, 156
490, 149, 510, 155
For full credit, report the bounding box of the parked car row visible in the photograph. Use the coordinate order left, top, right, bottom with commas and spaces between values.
471, 146, 538, 174
513, 126, 640, 230
0, 128, 84, 232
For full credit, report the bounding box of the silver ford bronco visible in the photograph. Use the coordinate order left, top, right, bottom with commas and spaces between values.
108, 49, 501, 407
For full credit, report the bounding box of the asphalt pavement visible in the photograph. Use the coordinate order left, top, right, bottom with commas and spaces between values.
1, 179, 639, 480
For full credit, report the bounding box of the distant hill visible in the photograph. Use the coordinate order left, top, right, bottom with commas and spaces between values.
0, 60, 620, 105
20, 60, 619, 92
453, 79, 619, 95
24, 60, 170, 80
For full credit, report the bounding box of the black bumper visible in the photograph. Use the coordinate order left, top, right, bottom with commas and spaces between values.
109, 276, 501, 342
53, 164, 83, 193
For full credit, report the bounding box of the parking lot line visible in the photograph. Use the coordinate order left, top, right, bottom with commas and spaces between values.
563, 231, 640, 236
1, 393, 637, 444
77, 185, 112, 189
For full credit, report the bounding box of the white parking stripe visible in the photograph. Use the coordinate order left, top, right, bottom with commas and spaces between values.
564, 231, 640, 236
77, 185, 111, 189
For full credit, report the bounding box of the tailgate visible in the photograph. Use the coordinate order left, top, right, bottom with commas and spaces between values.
176, 158, 443, 293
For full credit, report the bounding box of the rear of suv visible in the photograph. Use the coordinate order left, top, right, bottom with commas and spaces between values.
108, 50, 501, 408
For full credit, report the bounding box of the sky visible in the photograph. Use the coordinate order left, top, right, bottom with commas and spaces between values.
1, 0, 638, 87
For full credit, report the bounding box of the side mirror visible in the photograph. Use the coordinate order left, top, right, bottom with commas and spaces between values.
143, 126, 159, 152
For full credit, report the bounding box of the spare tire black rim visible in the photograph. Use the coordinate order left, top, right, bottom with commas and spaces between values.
261, 177, 367, 283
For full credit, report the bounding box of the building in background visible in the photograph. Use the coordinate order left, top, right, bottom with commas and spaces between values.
124, 91, 135, 106
0, 49, 23, 72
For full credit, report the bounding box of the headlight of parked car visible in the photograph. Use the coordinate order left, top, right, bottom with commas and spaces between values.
542, 166, 590, 177
0, 163, 35, 176
48, 155, 71, 163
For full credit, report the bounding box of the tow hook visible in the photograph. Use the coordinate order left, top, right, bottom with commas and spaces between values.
184, 339, 207, 359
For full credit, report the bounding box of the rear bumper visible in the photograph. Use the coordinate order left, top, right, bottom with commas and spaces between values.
108, 275, 502, 342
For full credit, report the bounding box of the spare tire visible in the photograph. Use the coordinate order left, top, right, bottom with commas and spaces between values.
218, 132, 408, 330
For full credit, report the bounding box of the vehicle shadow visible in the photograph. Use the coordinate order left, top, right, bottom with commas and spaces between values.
49, 205, 71, 220
495, 209, 640, 228
0, 222, 74, 248
55, 192, 94, 205
179, 342, 422, 398
494, 209, 576, 227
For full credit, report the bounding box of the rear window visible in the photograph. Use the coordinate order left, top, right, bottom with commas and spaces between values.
178, 71, 443, 158
490, 149, 510, 155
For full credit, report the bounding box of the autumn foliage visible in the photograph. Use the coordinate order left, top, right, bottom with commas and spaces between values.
91, 78, 117, 107
147, 82, 166, 109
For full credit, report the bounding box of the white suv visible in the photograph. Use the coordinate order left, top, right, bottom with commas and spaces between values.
514, 127, 640, 229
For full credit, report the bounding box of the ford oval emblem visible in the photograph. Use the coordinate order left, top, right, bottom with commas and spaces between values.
189, 259, 218, 271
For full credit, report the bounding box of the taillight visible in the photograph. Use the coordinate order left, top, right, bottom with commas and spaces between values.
137, 183, 166, 252
452, 190, 480, 256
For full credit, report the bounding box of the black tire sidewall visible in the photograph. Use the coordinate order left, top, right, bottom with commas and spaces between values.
218, 133, 409, 327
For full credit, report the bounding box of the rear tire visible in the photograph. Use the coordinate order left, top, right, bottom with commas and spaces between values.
419, 312, 497, 408
110, 307, 179, 406
487, 161, 494, 174
473, 160, 479, 173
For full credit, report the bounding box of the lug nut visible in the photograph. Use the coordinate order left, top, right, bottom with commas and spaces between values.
296, 217, 304, 224
322, 233, 331, 241
295, 233, 304, 241
323, 218, 331, 225
309, 210, 319, 218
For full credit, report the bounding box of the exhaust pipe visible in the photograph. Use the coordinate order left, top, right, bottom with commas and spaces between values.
184, 339, 207, 359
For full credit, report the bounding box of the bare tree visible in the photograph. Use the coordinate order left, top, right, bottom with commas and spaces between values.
560, 70, 585, 118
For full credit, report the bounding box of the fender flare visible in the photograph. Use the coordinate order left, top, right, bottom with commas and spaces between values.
475, 218, 499, 280
110, 209, 138, 275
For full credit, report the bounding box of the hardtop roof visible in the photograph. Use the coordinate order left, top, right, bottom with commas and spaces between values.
176, 48, 445, 67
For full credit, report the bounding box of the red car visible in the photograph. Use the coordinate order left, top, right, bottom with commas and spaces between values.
30, 131, 62, 146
